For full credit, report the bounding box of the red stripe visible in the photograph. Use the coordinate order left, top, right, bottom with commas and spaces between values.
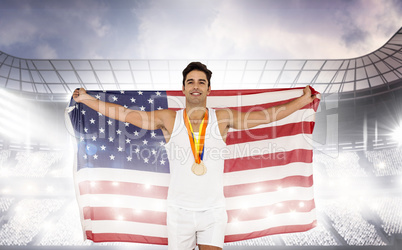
85, 222, 317, 245
224, 149, 313, 173
224, 175, 313, 198
83, 207, 167, 225
86, 231, 168, 245
79, 181, 168, 199
226, 121, 315, 145
224, 221, 317, 243
227, 199, 316, 222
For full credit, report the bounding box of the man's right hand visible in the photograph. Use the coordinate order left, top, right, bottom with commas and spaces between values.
73, 88, 90, 103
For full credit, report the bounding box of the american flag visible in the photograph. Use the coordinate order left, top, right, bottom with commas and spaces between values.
66, 87, 320, 245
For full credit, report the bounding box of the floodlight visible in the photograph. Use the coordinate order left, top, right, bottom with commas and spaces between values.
392, 124, 402, 145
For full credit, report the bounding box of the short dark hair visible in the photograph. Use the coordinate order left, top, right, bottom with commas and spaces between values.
182, 62, 212, 87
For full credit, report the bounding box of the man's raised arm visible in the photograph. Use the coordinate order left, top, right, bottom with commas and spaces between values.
223, 85, 317, 130
72, 88, 166, 130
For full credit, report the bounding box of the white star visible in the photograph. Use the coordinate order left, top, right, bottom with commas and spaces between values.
101, 145, 106, 150
157, 106, 163, 110
144, 158, 149, 163
143, 139, 148, 145
150, 132, 156, 137
109, 137, 114, 142
135, 148, 140, 153
117, 146, 123, 152
90, 118, 95, 124
95, 94, 101, 99
91, 136, 97, 141
134, 131, 139, 136
86, 145, 90, 150
120, 91, 125, 94
98, 112, 103, 116
138, 91, 143, 95
126, 138, 131, 144
112, 95, 118, 102
81, 110, 86, 115
123, 105, 128, 108
130, 98, 136, 103
151, 149, 157, 155
147, 98, 154, 104
93, 154, 98, 160
116, 129, 122, 135
159, 141, 165, 146
83, 155, 88, 159
124, 122, 130, 127
127, 156, 132, 161
84, 127, 88, 133
140, 106, 146, 111
109, 154, 115, 160
80, 136, 84, 142
99, 127, 105, 133
107, 120, 113, 125
160, 159, 165, 165
156, 91, 161, 96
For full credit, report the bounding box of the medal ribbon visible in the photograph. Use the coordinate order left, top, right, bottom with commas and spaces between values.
183, 108, 208, 164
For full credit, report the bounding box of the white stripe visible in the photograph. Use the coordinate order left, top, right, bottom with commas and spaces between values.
83, 219, 168, 238
167, 89, 304, 109
75, 168, 170, 187
227, 133, 313, 159
223, 162, 313, 186
77, 187, 314, 218
225, 209, 316, 235
78, 194, 167, 212
225, 186, 315, 210
66, 106, 75, 113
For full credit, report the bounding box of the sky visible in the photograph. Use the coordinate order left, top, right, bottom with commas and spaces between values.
0, 0, 401, 60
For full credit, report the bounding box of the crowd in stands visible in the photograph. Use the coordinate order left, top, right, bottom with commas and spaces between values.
281, 223, 338, 246
0, 199, 64, 245
324, 201, 386, 246
369, 197, 402, 236
314, 151, 367, 177
365, 148, 402, 176
0, 150, 68, 177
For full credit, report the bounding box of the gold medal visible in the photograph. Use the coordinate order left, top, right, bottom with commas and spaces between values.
192, 161, 207, 176
184, 109, 209, 176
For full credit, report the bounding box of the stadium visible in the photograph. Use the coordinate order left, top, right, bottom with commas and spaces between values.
0, 22, 401, 250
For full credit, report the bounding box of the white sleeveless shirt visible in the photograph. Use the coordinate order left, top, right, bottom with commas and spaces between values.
164, 108, 227, 210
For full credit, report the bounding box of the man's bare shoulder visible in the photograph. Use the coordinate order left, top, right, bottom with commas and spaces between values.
154, 109, 176, 122
216, 108, 237, 120
153, 109, 176, 134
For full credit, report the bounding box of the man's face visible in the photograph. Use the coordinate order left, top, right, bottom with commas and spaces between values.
182, 70, 211, 105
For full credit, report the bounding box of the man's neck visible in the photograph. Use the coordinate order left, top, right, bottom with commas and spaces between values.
185, 105, 207, 121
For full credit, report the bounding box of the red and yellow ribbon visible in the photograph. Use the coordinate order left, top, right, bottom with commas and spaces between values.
183, 109, 208, 164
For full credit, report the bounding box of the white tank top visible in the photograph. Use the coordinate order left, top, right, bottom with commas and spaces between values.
164, 108, 227, 210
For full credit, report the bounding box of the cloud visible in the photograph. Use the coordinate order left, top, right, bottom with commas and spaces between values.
88, 17, 111, 38
0, 18, 38, 47
0, 0, 401, 60
131, 0, 402, 60
0, 0, 118, 59
34, 43, 58, 59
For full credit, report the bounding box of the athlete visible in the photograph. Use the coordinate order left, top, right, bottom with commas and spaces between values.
72, 62, 316, 250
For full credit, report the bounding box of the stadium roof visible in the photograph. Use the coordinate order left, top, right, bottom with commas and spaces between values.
0, 27, 401, 101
